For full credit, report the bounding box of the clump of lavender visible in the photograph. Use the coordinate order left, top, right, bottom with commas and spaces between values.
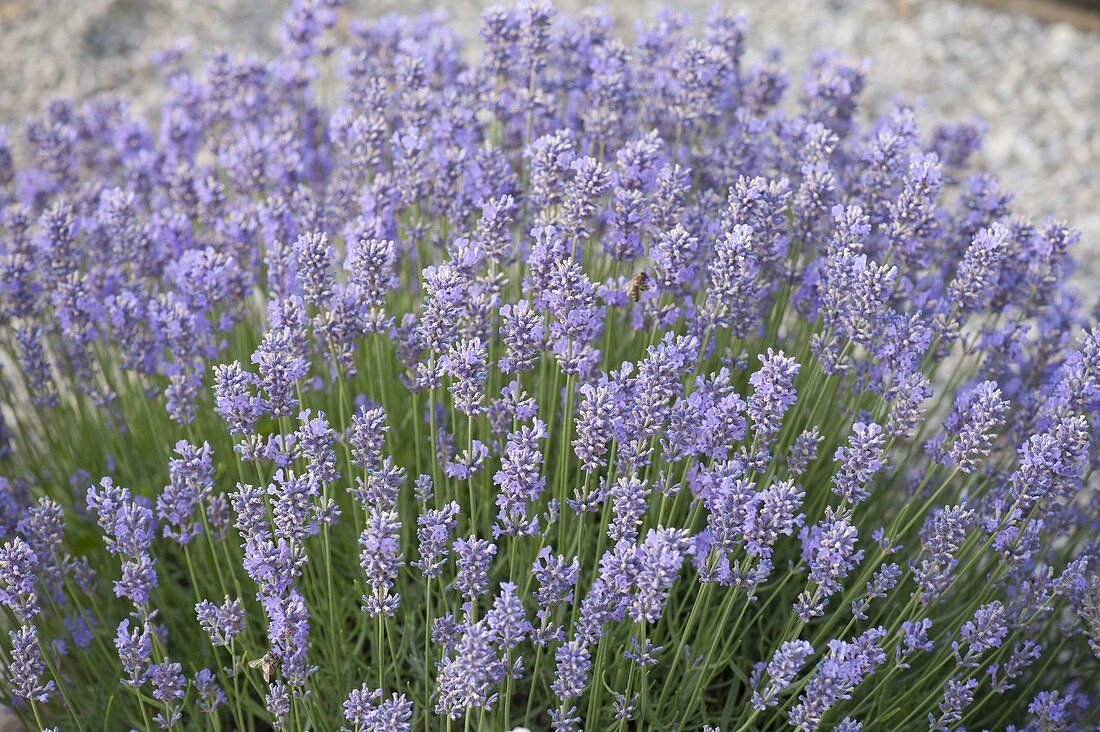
0, 2, 1096, 731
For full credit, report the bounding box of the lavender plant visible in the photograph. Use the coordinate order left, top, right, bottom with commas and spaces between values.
0, 2, 1097, 730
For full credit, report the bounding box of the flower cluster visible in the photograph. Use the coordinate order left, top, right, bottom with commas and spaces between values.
0, 2, 1096, 731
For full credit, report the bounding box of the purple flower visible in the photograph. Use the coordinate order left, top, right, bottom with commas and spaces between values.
954, 600, 1008, 667
524, 225, 568, 305
930, 677, 978, 731
802, 50, 868, 139
434, 620, 504, 719
897, 618, 934, 669
474, 195, 518, 264
432, 613, 462, 657
575, 543, 638, 645
605, 188, 647, 263
0, 537, 40, 622
214, 362, 262, 435
440, 337, 490, 416
931, 119, 984, 171
360, 509, 404, 617
343, 686, 413, 731
516, 1, 555, 77
493, 419, 547, 537
8, 624, 54, 703
787, 427, 823, 478
487, 581, 531, 651
752, 639, 814, 710
87, 479, 156, 559
87, 479, 159, 608
532, 548, 580, 611
252, 326, 310, 418
988, 640, 1042, 693
264, 589, 314, 686
293, 232, 335, 308
0, 9, 1094, 730
242, 537, 306, 601
913, 504, 974, 605
268, 469, 320, 542
550, 640, 590, 700
149, 661, 186, 728
116, 554, 158, 608
0, 477, 29, 538
728, 175, 791, 273
115, 619, 152, 686
443, 440, 489, 481
607, 474, 650, 544
14, 327, 57, 408
617, 334, 700, 471
850, 562, 900, 620
16, 500, 63, 608
573, 379, 622, 473
413, 474, 434, 505
745, 479, 805, 562
792, 124, 839, 244
946, 222, 1011, 317
789, 626, 886, 731
346, 237, 398, 311
62, 610, 94, 650
1007, 415, 1088, 511
705, 224, 762, 338
195, 668, 226, 713
664, 368, 747, 463
1027, 690, 1071, 731
414, 502, 459, 579
629, 528, 693, 624
297, 409, 340, 486
231, 483, 270, 543
652, 225, 700, 295
349, 404, 389, 471
1041, 327, 1100, 423
623, 636, 663, 667
454, 536, 497, 606
157, 440, 214, 545
748, 349, 799, 442
831, 422, 885, 504
195, 595, 245, 647
927, 380, 1008, 473
418, 244, 478, 359
266, 680, 290, 727
559, 156, 611, 243
885, 153, 943, 267
811, 206, 897, 373
700, 463, 754, 560
498, 299, 544, 374
542, 256, 604, 376
885, 372, 932, 439
527, 131, 576, 212
797, 507, 863, 620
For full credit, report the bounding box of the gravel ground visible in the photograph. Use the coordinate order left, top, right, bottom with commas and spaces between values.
1, 0, 1098, 279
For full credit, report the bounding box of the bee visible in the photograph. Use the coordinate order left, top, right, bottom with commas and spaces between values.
627, 270, 650, 303
248, 652, 278, 682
